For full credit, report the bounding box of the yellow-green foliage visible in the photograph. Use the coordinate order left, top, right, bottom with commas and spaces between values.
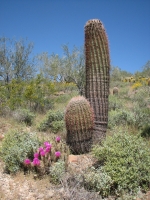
54, 82, 77, 93
122, 76, 150, 85
131, 81, 142, 90
0, 75, 56, 112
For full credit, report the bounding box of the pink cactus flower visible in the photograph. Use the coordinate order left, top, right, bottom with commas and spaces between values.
34, 152, 39, 158
24, 158, 31, 165
40, 150, 46, 156
56, 136, 61, 142
38, 147, 44, 152
44, 141, 51, 148
55, 151, 61, 158
45, 146, 51, 153
32, 158, 40, 166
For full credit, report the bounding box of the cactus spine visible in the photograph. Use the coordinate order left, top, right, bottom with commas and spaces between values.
84, 19, 110, 143
65, 96, 94, 154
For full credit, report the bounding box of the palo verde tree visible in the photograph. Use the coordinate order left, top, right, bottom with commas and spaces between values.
38, 44, 85, 95
0, 37, 13, 84
62, 44, 85, 95
12, 39, 36, 81
0, 37, 36, 84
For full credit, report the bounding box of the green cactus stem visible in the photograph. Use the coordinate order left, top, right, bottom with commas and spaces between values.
84, 19, 110, 144
65, 96, 94, 154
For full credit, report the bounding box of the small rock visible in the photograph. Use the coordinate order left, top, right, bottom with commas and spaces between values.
68, 155, 78, 163
37, 193, 45, 199
0, 134, 4, 140
47, 190, 54, 198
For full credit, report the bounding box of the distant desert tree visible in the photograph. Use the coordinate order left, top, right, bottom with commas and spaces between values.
38, 44, 85, 95
0, 37, 36, 84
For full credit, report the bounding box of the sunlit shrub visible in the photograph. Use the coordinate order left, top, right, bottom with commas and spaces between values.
108, 109, 135, 129
92, 130, 150, 195
0, 130, 40, 173
83, 167, 113, 197
49, 160, 66, 184
12, 108, 35, 125
38, 110, 64, 132
54, 82, 77, 92
132, 105, 150, 128
131, 82, 142, 90
51, 120, 64, 133
108, 95, 123, 111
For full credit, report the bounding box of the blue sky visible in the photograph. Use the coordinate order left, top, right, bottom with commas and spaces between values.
0, 0, 150, 74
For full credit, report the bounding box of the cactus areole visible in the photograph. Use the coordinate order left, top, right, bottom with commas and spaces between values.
65, 96, 94, 154
85, 19, 110, 143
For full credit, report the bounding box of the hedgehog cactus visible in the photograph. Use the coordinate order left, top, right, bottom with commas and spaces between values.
65, 96, 94, 154
84, 19, 110, 143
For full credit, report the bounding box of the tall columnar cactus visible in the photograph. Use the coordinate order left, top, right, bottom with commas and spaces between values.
84, 19, 110, 143
65, 96, 94, 154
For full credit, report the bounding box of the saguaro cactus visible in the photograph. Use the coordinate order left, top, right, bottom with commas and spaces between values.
65, 96, 94, 154
85, 19, 110, 143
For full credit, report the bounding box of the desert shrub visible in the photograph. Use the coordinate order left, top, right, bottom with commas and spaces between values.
92, 130, 150, 195
108, 95, 123, 111
60, 173, 102, 200
38, 110, 64, 131
12, 108, 35, 125
83, 167, 113, 197
131, 81, 142, 90
132, 105, 150, 128
49, 160, 66, 184
131, 86, 150, 108
54, 94, 71, 104
54, 82, 77, 93
51, 120, 64, 133
108, 109, 135, 129
0, 130, 40, 173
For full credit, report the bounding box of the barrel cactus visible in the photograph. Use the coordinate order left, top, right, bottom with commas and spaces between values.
113, 87, 119, 95
65, 96, 94, 154
85, 19, 110, 144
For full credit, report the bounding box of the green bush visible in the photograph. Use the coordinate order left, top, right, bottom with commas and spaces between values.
108, 109, 135, 129
131, 86, 150, 108
38, 110, 64, 132
49, 160, 66, 184
0, 130, 40, 173
51, 120, 64, 133
132, 105, 150, 128
54, 94, 72, 104
92, 130, 150, 195
108, 95, 123, 111
12, 108, 35, 125
83, 167, 113, 197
